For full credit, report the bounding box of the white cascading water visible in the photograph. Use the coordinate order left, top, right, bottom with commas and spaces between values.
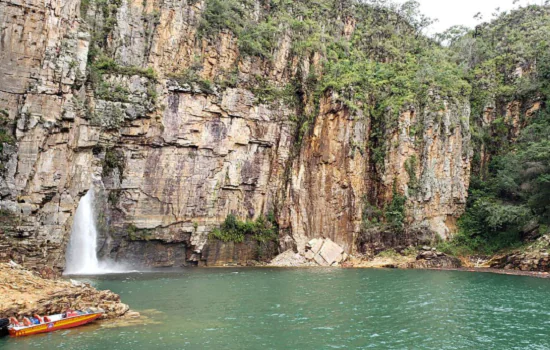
64, 186, 124, 275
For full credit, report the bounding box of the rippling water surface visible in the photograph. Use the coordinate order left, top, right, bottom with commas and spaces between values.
2, 268, 550, 349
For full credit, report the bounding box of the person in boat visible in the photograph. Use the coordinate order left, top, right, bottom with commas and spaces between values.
22, 317, 32, 326
9, 317, 20, 327
12, 314, 45, 327
33, 314, 44, 324
64, 309, 79, 318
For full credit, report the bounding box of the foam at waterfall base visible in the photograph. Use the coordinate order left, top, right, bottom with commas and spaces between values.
63, 260, 138, 276
64, 186, 129, 276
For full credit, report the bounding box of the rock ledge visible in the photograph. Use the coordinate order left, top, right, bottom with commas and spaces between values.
0, 262, 132, 320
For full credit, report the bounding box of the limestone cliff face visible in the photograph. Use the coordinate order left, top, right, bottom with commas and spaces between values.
0, 0, 472, 270
0, 0, 92, 271
283, 94, 471, 254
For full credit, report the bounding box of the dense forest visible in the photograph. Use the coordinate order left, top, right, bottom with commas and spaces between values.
444, 5, 550, 254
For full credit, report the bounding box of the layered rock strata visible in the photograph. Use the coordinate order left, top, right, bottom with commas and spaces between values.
0, 0, 472, 270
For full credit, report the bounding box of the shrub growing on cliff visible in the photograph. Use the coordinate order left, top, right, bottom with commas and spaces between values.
198, 0, 250, 38
210, 213, 278, 243
103, 148, 126, 181
405, 155, 419, 195
386, 191, 407, 230
91, 55, 157, 80
126, 224, 153, 241
0, 111, 15, 153
361, 184, 407, 233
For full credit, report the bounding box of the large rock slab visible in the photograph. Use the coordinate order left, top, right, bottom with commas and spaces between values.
319, 239, 345, 266
269, 238, 349, 267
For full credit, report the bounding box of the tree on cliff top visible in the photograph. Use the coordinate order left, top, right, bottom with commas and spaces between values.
444, 5, 550, 254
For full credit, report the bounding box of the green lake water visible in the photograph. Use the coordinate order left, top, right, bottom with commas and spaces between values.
2, 268, 550, 349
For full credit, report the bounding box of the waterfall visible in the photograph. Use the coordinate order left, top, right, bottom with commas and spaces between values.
64, 186, 123, 275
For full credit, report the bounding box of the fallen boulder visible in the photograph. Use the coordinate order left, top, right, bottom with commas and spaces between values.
268, 238, 349, 267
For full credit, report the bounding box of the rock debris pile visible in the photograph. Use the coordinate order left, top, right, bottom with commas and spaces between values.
490, 235, 550, 272
269, 238, 349, 267
404, 246, 462, 269
0, 262, 135, 320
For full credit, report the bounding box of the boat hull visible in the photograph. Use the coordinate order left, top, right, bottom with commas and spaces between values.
9, 313, 102, 337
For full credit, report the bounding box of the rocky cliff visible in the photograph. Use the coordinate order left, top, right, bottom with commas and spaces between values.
0, 0, 473, 271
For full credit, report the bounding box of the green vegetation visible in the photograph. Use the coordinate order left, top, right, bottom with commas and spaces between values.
385, 184, 407, 229
127, 224, 153, 241
198, 0, 278, 59
102, 148, 125, 181
90, 55, 157, 81
168, 67, 216, 95
437, 5, 550, 255
405, 155, 418, 195
82, 0, 158, 127
443, 104, 550, 255
209, 213, 279, 243
0, 110, 15, 153
195, 0, 472, 229
198, 0, 469, 120
95, 81, 131, 103
446, 6, 550, 119
108, 190, 122, 206
80, 0, 550, 255
376, 249, 400, 259
198, 0, 250, 39
249, 76, 299, 105
362, 182, 407, 232
0, 208, 19, 236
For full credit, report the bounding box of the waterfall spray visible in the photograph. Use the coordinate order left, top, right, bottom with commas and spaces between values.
64, 186, 124, 275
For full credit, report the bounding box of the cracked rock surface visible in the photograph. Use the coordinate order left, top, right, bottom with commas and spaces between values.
0, 0, 473, 271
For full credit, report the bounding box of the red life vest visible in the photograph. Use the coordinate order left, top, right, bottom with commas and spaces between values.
9, 317, 20, 326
